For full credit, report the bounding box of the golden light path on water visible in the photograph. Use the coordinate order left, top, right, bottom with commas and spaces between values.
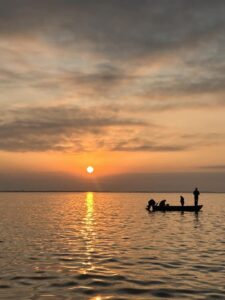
82, 193, 106, 300
81, 192, 95, 273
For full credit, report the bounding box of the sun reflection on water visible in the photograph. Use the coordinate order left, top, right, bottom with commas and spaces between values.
81, 192, 95, 273
86, 192, 94, 223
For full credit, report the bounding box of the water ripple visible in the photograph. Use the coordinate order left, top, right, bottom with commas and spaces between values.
0, 192, 225, 299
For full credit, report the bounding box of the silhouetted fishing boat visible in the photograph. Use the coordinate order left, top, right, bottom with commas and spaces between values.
146, 205, 203, 212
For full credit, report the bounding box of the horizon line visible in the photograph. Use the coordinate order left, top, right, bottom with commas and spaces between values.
0, 190, 224, 193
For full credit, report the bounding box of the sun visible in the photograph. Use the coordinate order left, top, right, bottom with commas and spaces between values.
86, 166, 94, 174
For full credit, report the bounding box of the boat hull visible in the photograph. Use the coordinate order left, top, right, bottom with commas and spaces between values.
146, 205, 203, 212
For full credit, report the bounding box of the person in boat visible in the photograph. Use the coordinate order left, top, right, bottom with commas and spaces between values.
147, 199, 157, 210
180, 195, 185, 207
193, 188, 200, 207
159, 199, 167, 207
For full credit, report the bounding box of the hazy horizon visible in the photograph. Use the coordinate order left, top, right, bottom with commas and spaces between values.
1, 171, 225, 192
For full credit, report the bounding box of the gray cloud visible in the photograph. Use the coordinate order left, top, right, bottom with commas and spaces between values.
2, 59, 224, 111
111, 138, 189, 152
200, 165, 225, 170
143, 73, 225, 97
0, 104, 223, 153
60, 64, 131, 95
0, 1, 225, 111
0, 1, 224, 60
0, 105, 149, 152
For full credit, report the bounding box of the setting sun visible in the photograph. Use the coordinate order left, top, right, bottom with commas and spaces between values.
86, 166, 94, 174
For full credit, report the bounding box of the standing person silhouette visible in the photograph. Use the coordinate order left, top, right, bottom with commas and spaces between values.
193, 188, 200, 207
180, 195, 185, 207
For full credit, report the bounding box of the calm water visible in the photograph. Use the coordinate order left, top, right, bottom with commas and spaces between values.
0, 192, 225, 300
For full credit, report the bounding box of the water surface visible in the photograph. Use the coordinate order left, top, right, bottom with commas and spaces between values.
0, 192, 225, 299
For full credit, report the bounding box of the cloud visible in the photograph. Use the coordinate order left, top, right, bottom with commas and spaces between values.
111, 139, 189, 152
0, 1, 224, 59
0, 105, 149, 152
0, 104, 223, 153
200, 165, 225, 170
0, 1, 225, 155
0, 1, 225, 111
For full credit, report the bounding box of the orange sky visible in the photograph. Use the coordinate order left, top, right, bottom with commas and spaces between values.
0, 1, 225, 191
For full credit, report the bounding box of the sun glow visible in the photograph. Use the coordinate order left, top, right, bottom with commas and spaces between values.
86, 166, 94, 174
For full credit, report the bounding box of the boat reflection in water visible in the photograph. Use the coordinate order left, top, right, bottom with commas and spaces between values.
81, 192, 96, 273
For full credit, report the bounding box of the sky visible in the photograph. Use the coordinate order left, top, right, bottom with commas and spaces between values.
0, 0, 225, 191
